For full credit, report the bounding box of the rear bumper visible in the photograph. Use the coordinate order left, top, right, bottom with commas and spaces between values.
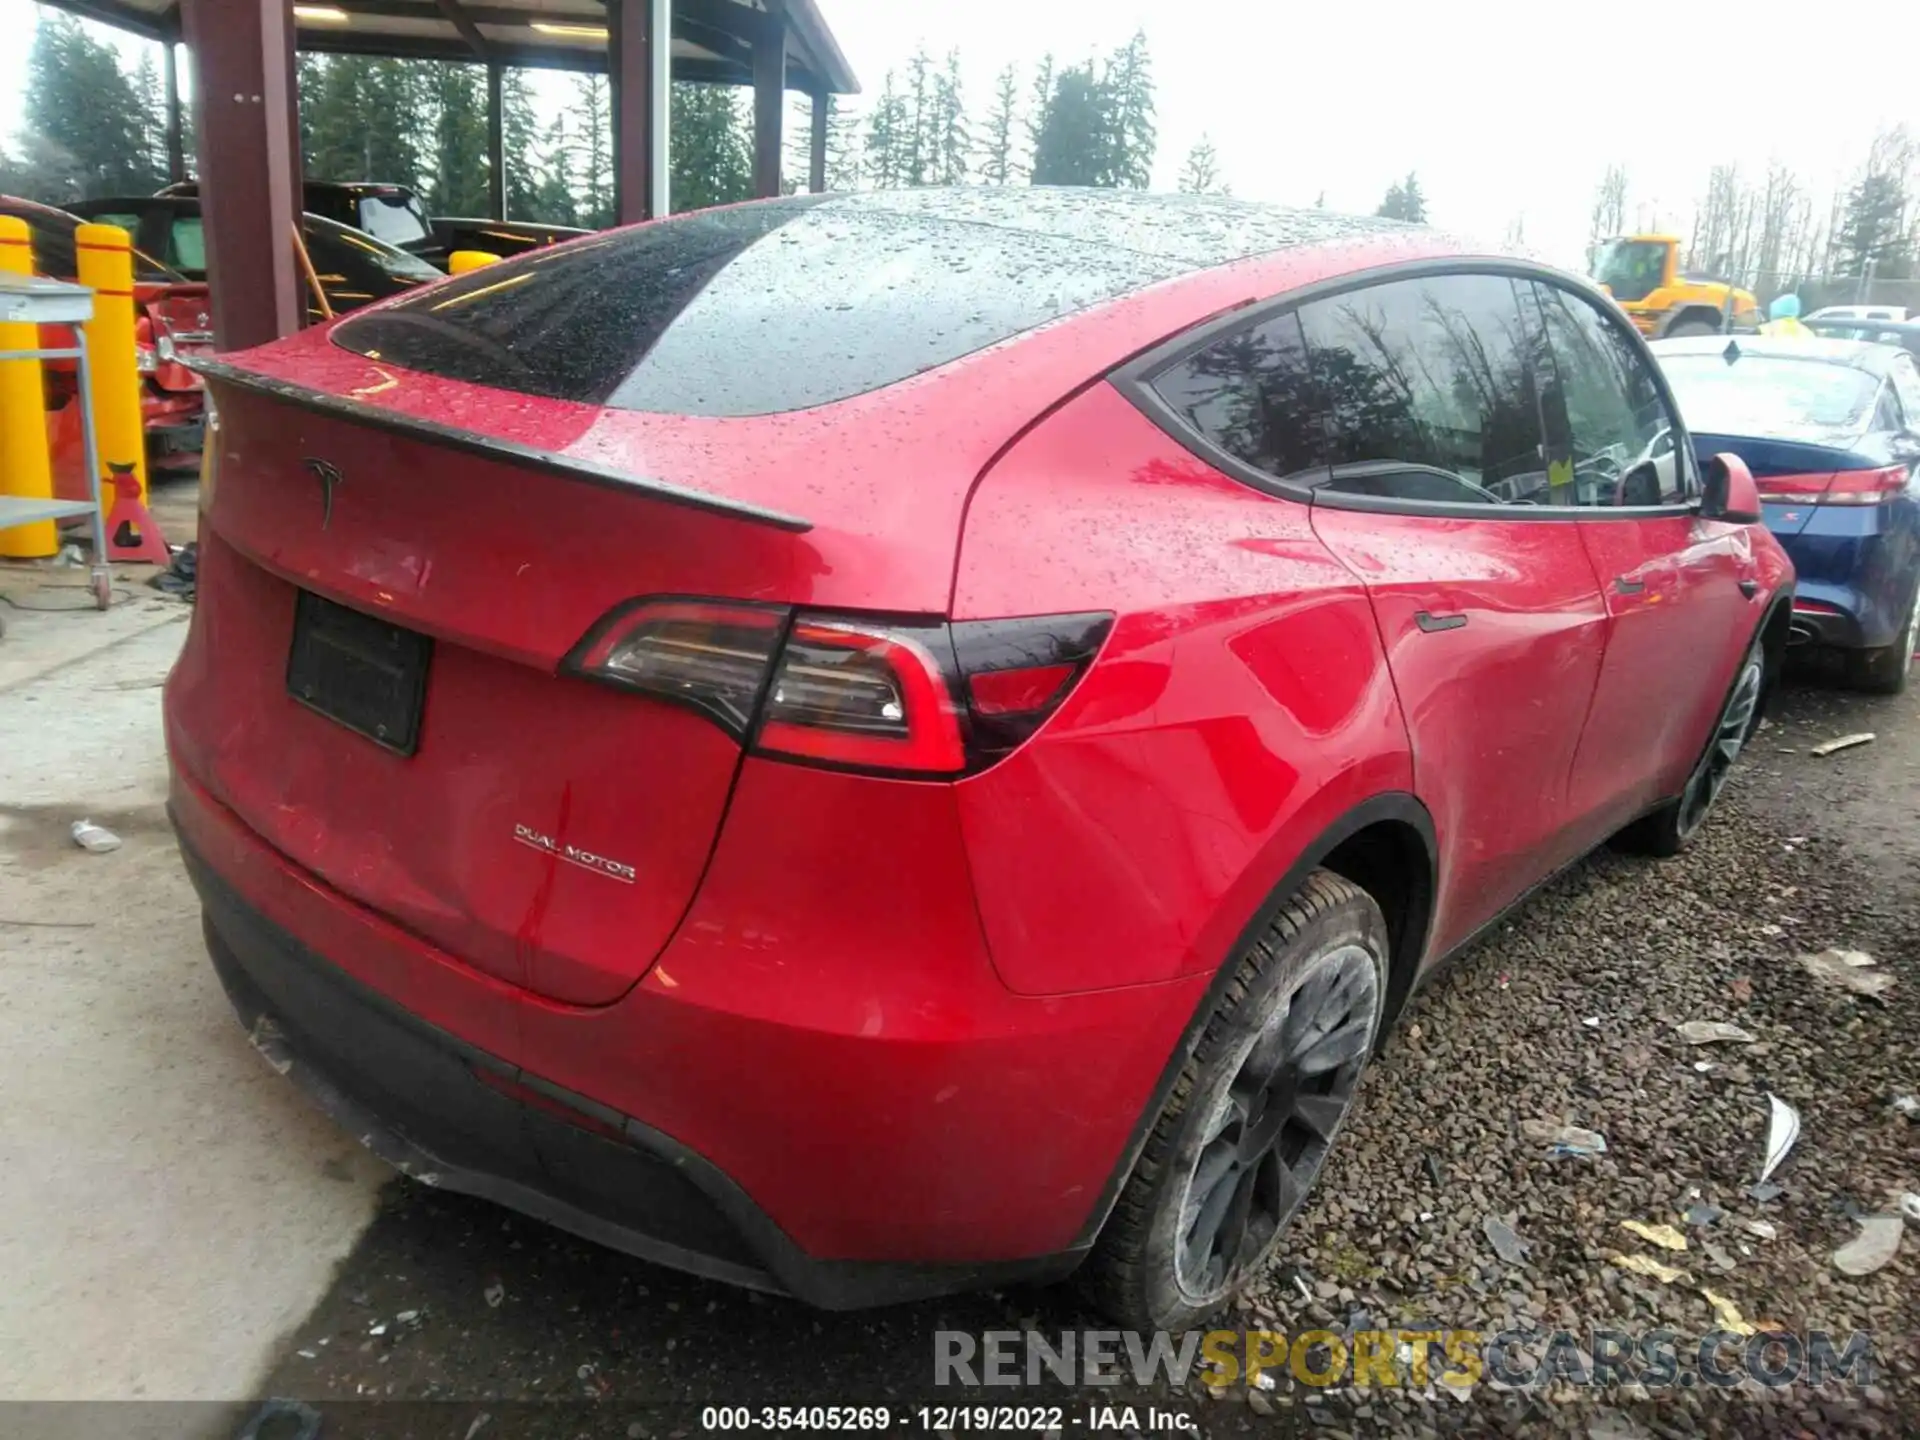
1778, 506, 1920, 651
182, 828, 1086, 1308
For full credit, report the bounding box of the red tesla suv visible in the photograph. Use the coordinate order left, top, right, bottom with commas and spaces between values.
166, 191, 1790, 1329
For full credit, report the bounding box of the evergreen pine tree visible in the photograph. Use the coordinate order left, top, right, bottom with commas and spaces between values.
825, 96, 863, 190
1025, 54, 1055, 169
361, 60, 430, 189
296, 53, 327, 166
1030, 64, 1106, 186
865, 71, 909, 189
1837, 170, 1912, 278
980, 64, 1021, 186
571, 75, 614, 227
1099, 29, 1155, 189
133, 50, 166, 184
902, 47, 933, 187
931, 49, 969, 186
1376, 172, 1427, 222
428, 63, 491, 217
533, 113, 578, 226
1177, 135, 1226, 195
671, 83, 752, 212
500, 68, 543, 221
23, 13, 163, 200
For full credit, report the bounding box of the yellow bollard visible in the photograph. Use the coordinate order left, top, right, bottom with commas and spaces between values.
447, 250, 500, 275
73, 223, 147, 513
0, 215, 57, 558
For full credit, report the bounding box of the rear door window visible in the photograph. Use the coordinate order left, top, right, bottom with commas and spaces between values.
1298, 272, 1548, 506
1529, 281, 1687, 506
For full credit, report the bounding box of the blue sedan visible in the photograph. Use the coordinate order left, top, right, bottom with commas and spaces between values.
1653, 335, 1920, 693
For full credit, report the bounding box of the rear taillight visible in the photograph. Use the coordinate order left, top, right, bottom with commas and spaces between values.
565, 600, 1112, 776
565, 599, 786, 737
758, 617, 966, 774
1757, 467, 1907, 506
950, 612, 1114, 766
1823, 466, 1908, 506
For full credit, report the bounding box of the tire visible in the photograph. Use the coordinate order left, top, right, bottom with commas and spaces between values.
1080, 870, 1389, 1332
1614, 626, 1767, 857
1845, 583, 1919, 695
1664, 319, 1720, 338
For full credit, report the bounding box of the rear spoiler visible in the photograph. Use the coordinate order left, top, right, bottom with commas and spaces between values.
187, 356, 814, 534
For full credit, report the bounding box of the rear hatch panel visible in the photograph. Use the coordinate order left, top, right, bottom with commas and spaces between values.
172, 383, 821, 1006
1692, 431, 1871, 539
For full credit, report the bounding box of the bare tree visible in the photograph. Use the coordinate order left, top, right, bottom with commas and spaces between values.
1588, 165, 1628, 248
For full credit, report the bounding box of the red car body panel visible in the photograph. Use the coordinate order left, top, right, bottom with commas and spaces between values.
1569, 516, 1769, 824
1306, 507, 1612, 956
952, 383, 1413, 994
163, 198, 1792, 1300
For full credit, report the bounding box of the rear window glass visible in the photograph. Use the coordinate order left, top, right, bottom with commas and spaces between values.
333, 192, 1392, 418
357, 193, 431, 247
1659, 354, 1879, 439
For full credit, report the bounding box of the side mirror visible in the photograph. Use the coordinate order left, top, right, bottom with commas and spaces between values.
1701, 452, 1762, 524
447, 250, 500, 275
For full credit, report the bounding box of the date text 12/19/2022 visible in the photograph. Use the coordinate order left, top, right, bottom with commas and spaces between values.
698, 1406, 1197, 1432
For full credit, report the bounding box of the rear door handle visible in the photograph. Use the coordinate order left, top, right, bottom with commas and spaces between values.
1613, 576, 1646, 595
1415, 610, 1467, 633
1739, 578, 1759, 599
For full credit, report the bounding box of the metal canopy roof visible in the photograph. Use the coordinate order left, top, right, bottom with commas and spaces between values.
42, 0, 858, 94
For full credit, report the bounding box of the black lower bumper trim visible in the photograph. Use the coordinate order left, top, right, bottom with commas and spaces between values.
178, 824, 1087, 1309
1789, 607, 1865, 651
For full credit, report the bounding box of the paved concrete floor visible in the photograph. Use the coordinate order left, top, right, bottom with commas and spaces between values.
0, 595, 386, 1402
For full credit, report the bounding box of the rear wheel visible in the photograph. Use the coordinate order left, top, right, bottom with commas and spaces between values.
1846, 582, 1919, 695
1080, 871, 1388, 1331
1614, 629, 1766, 856
1664, 317, 1720, 338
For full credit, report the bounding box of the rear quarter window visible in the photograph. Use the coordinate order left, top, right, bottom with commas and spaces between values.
332, 194, 1212, 417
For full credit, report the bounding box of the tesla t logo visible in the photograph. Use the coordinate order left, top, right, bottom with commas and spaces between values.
513, 824, 637, 885
304, 457, 343, 529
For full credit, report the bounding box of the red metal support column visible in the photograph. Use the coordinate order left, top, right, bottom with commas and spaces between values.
182, 0, 302, 350
752, 19, 786, 198
162, 42, 186, 182
808, 89, 827, 193
609, 0, 655, 224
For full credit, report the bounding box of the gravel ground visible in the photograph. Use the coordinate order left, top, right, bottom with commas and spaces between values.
247, 669, 1919, 1440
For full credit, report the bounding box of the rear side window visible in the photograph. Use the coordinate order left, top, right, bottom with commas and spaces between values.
1890, 356, 1920, 422
334, 194, 1201, 417
170, 216, 207, 274
1148, 311, 1325, 480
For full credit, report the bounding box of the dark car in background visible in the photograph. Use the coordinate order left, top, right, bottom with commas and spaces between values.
1653, 334, 1920, 692
1804, 315, 1920, 364
0, 193, 211, 488
155, 179, 587, 266
72, 196, 444, 323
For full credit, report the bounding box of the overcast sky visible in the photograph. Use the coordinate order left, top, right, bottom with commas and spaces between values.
5, 0, 1916, 268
